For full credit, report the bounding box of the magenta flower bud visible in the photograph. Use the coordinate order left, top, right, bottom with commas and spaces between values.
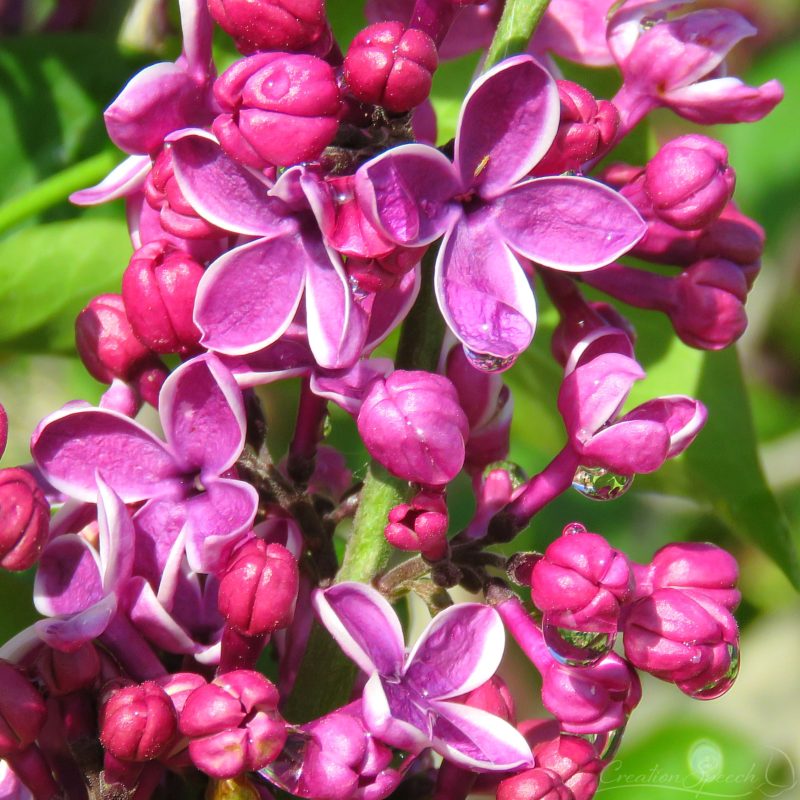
531, 529, 633, 665
0, 661, 47, 757
218, 540, 299, 636
132, 360, 169, 408
344, 22, 438, 114
645, 542, 740, 612
122, 241, 205, 356
180, 670, 286, 779
497, 767, 571, 800
357, 370, 469, 486
144, 148, 226, 240
35, 643, 100, 696
0, 467, 50, 572
541, 652, 641, 734
213, 53, 341, 170
623, 588, 739, 699
0, 403, 7, 458
208, 0, 329, 55
533, 81, 619, 176
644, 135, 735, 230
99, 681, 178, 762
385, 488, 448, 560
670, 258, 748, 350
75, 293, 152, 383
533, 730, 603, 798
459, 676, 516, 723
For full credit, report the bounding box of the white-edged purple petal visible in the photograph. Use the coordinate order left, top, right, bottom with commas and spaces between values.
313, 583, 405, 677
435, 214, 536, 360
305, 241, 368, 370
607, 0, 686, 65
404, 604, 505, 700
221, 339, 315, 388
32, 407, 178, 503
169, 130, 289, 237
133, 497, 188, 588
0, 626, 45, 663
184, 478, 258, 573
620, 395, 707, 458
34, 535, 104, 617
34, 596, 118, 651
455, 56, 559, 200
364, 268, 421, 351
194, 235, 307, 355
104, 63, 209, 155
178, 0, 213, 81
96, 474, 135, 592
495, 177, 646, 271
124, 577, 200, 654
558, 353, 644, 438
70, 155, 151, 206
578, 419, 671, 474
159, 355, 246, 475
310, 358, 393, 416
429, 700, 533, 771
362, 673, 434, 753
663, 77, 784, 124
355, 144, 461, 246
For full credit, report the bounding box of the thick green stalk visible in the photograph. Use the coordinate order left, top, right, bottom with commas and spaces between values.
0, 151, 121, 236
483, 0, 552, 72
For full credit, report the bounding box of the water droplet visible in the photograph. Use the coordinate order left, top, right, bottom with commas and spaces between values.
348, 274, 368, 300
562, 522, 588, 536
322, 414, 333, 439
639, 16, 659, 31
572, 466, 633, 501
543, 611, 616, 667
679, 644, 740, 700
568, 725, 626, 761
463, 347, 517, 373
259, 730, 311, 793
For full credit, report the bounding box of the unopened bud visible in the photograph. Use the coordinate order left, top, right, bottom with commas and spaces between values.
385, 489, 448, 560
0, 660, 47, 757
36, 643, 100, 695
0, 468, 49, 572
344, 22, 438, 114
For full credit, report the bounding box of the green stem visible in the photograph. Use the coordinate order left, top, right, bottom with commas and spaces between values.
0, 151, 121, 236
483, 0, 552, 72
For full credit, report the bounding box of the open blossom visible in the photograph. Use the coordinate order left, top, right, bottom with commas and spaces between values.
314, 582, 532, 770
356, 55, 645, 367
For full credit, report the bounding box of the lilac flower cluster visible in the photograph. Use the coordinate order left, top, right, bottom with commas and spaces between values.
0, 0, 781, 797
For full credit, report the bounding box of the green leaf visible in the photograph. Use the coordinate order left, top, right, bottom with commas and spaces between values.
0, 218, 131, 352
0, 33, 146, 207
683, 348, 800, 589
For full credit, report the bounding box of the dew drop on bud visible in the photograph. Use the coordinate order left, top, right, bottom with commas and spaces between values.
572, 466, 633, 501
570, 725, 626, 761
639, 16, 659, 30
679, 644, 740, 700
542, 611, 616, 667
463, 347, 517, 373
259, 730, 312, 793
348, 274, 369, 300
562, 522, 588, 536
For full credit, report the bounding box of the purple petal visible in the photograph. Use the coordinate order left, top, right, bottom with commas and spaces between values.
0, 626, 43, 663
34, 535, 104, 617
70, 155, 151, 205
533, 0, 616, 67
362, 673, 433, 752
435, 214, 536, 360
579, 419, 672, 474
125, 577, 200, 654
558, 353, 644, 438
184, 478, 258, 573
621, 396, 707, 458
194, 235, 307, 355
221, 336, 315, 388
405, 604, 505, 700
365, 268, 421, 351
313, 583, 405, 677
178, 0, 213, 81
169, 131, 290, 236
429, 701, 533, 771
305, 240, 369, 370
34, 596, 118, 651
355, 144, 461, 246
455, 56, 559, 199
663, 77, 784, 124
495, 177, 646, 270
159, 355, 246, 475
607, 0, 686, 64
104, 63, 209, 155
32, 408, 178, 503
133, 497, 188, 587
96, 475, 135, 591
311, 358, 393, 416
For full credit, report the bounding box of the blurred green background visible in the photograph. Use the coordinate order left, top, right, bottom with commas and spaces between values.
0, 1, 798, 797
